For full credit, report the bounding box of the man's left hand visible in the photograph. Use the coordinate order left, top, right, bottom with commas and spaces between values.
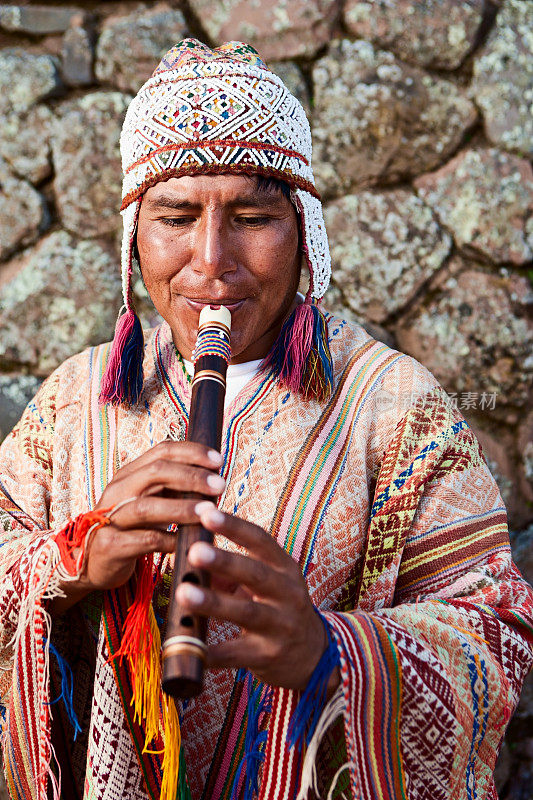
175, 503, 333, 691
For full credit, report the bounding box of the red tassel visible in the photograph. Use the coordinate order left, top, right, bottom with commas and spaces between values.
54, 509, 111, 577
114, 554, 156, 663
112, 554, 164, 750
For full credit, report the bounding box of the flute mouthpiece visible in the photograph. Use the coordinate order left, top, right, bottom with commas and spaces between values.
198, 304, 232, 330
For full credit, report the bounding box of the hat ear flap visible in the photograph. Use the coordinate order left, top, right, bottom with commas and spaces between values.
99, 201, 144, 406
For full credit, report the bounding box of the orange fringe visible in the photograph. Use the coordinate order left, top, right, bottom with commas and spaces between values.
113, 554, 182, 800
54, 508, 111, 576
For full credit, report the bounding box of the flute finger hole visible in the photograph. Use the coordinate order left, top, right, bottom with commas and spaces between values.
180, 615, 194, 628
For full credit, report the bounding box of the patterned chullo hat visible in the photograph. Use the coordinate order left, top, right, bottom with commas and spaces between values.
100, 38, 333, 406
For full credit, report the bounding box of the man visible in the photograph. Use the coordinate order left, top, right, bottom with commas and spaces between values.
0, 38, 532, 800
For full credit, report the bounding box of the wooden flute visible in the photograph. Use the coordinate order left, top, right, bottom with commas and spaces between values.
162, 304, 231, 699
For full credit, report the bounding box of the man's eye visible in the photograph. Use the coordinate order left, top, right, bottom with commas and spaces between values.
160, 216, 193, 227
237, 216, 269, 226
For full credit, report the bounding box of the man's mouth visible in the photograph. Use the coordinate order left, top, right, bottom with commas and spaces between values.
183, 297, 246, 313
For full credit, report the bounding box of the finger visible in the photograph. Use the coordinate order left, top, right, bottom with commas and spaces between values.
175, 582, 278, 634
207, 635, 329, 691
116, 441, 224, 479
109, 496, 205, 529
91, 526, 178, 559
197, 505, 297, 571
115, 460, 225, 500
187, 540, 291, 602
206, 636, 268, 672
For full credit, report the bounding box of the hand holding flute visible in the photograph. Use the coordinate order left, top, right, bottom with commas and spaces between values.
52, 442, 225, 615
55, 311, 229, 614
58, 303, 333, 697
163, 305, 335, 698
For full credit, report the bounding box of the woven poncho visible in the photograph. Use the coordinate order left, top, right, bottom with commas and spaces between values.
1, 317, 532, 800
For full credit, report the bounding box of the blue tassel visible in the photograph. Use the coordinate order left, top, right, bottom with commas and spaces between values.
120, 311, 144, 405
263, 301, 334, 402
231, 672, 273, 800
309, 303, 334, 398
287, 613, 340, 750
99, 308, 144, 406
47, 641, 82, 740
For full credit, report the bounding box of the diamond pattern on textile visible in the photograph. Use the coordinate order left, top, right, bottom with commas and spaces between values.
85, 628, 151, 800
358, 390, 476, 603
21, 437, 53, 475
379, 618, 457, 800
497, 628, 533, 704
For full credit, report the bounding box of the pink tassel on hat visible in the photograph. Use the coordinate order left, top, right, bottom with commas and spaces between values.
99, 306, 144, 406
100, 198, 144, 407
263, 295, 333, 403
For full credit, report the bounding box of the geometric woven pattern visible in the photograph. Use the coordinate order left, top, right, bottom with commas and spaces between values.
121, 63, 318, 206
357, 389, 481, 606
1, 318, 532, 800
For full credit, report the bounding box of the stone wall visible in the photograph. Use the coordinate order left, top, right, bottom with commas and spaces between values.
0, 1, 531, 797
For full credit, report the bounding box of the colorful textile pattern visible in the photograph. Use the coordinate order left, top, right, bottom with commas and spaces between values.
192, 320, 231, 366
0, 318, 532, 800
120, 38, 330, 303
153, 40, 268, 74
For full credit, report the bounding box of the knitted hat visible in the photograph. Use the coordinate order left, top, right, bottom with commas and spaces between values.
100, 39, 333, 406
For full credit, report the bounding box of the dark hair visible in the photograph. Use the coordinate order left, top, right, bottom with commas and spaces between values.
253, 174, 292, 200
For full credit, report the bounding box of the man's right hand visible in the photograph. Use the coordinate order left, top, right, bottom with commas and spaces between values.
52, 441, 225, 613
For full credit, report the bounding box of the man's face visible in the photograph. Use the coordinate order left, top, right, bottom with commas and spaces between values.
136, 174, 301, 363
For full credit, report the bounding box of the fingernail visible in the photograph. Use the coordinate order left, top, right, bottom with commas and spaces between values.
190, 541, 216, 565
208, 450, 224, 465
195, 500, 215, 516
177, 583, 205, 605
207, 474, 226, 492
205, 508, 225, 526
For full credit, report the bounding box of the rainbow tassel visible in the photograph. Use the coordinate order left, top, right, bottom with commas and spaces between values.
99, 307, 144, 406
113, 556, 187, 800
161, 694, 190, 800
114, 555, 160, 741
263, 301, 334, 402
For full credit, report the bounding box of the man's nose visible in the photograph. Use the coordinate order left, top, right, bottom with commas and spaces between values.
191, 216, 236, 278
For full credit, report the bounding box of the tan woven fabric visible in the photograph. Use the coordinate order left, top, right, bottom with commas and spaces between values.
0, 318, 532, 800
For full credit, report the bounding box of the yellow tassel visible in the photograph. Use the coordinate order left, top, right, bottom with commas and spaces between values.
160, 694, 181, 800
127, 604, 183, 799
129, 605, 162, 747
